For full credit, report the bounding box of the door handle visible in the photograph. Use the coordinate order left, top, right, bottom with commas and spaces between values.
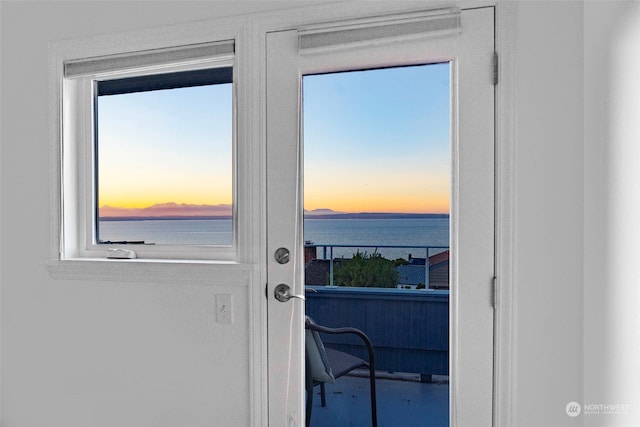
274, 283, 305, 302
273, 284, 317, 302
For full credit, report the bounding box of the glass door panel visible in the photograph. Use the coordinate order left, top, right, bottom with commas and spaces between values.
303, 62, 451, 426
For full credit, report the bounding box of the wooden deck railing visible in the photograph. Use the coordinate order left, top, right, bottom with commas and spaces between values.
305, 286, 449, 382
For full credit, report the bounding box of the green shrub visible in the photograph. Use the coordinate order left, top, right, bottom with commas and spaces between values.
332, 251, 399, 288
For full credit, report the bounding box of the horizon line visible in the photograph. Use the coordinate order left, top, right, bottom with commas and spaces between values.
99, 212, 450, 221
99, 203, 448, 216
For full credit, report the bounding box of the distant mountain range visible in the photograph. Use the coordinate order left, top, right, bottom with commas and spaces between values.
99, 202, 232, 219
99, 204, 448, 220
303, 211, 449, 219
304, 208, 345, 216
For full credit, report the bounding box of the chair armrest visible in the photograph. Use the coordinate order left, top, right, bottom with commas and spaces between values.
304, 319, 376, 372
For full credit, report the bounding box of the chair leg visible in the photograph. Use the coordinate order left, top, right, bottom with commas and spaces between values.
320, 383, 327, 407
306, 385, 313, 427
368, 363, 378, 427
305, 351, 313, 427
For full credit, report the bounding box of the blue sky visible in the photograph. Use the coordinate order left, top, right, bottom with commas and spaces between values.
97, 62, 451, 215
97, 84, 232, 210
303, 63, 451, 213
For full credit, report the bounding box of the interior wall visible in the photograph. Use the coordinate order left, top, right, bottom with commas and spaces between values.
0, 2, 288, 426
2, 1, 638, 426
584, 2, 640, 426
512, 2, 584, 426
513, 2, 640, 426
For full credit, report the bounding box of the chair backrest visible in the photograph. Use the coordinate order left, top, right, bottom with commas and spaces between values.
305, 316, 335, 384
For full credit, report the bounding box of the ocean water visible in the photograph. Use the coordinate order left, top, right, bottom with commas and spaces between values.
98, 219, 233, 246
98, 217, 449, 259
304, 218, 449, 260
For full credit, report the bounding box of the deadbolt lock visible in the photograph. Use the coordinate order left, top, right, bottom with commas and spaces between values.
274, 247, 290, 264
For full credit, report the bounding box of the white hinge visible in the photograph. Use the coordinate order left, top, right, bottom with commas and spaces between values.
493, 52, 499, 86
492, 276, 499, 309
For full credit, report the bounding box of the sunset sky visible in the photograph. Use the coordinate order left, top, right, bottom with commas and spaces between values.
97, 83, 233, 211
97, 62, 450, 217
303, 63, 451, 214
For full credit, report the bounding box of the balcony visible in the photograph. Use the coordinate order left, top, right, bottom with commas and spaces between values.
309, 372, 449, 427
305, 244, 450, 426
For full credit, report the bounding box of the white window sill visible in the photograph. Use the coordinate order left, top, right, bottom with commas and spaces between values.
46, 258, 256, 284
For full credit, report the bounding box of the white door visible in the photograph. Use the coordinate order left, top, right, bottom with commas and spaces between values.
266, 7, 495, 426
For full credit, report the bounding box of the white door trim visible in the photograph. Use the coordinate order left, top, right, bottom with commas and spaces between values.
255, 3, 517, 426
259, 3, 510, 425
493, 2, 517, 427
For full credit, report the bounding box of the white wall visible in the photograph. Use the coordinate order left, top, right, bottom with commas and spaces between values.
512, 2, 584, 426
2, 1, 639, 426
0, 2, 284, 426
584, 1, 640, 427
512, 2, 640, 426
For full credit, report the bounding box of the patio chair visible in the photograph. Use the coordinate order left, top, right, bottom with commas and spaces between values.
305, 316, 377, 427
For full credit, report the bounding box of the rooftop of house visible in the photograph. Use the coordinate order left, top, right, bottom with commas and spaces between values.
396, 264, 428, 286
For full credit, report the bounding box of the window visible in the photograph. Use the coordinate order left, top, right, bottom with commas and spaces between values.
60, 41, 237, 260
303, 64, 451, 290
96, 68, 233, 246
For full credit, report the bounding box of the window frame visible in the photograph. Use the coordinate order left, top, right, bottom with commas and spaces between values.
75, 57, 237, 260
50, 19, 256, 265
63, 54, 237, 261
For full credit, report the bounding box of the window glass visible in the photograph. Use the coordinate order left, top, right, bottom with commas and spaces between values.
95, 68, 233, 246
302, 63, 452, 425
303, 63, 451, 289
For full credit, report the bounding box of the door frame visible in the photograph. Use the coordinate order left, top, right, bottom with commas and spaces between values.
257, 2, 516, 426
491, 3, 517, 427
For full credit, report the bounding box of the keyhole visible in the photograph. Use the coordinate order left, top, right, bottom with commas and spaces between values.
274, 247, 290, 264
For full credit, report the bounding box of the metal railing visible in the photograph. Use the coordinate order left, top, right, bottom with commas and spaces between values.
306, 244, 449, 289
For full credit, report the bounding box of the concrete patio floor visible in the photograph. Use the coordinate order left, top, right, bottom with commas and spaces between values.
309, 373, 449, 427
